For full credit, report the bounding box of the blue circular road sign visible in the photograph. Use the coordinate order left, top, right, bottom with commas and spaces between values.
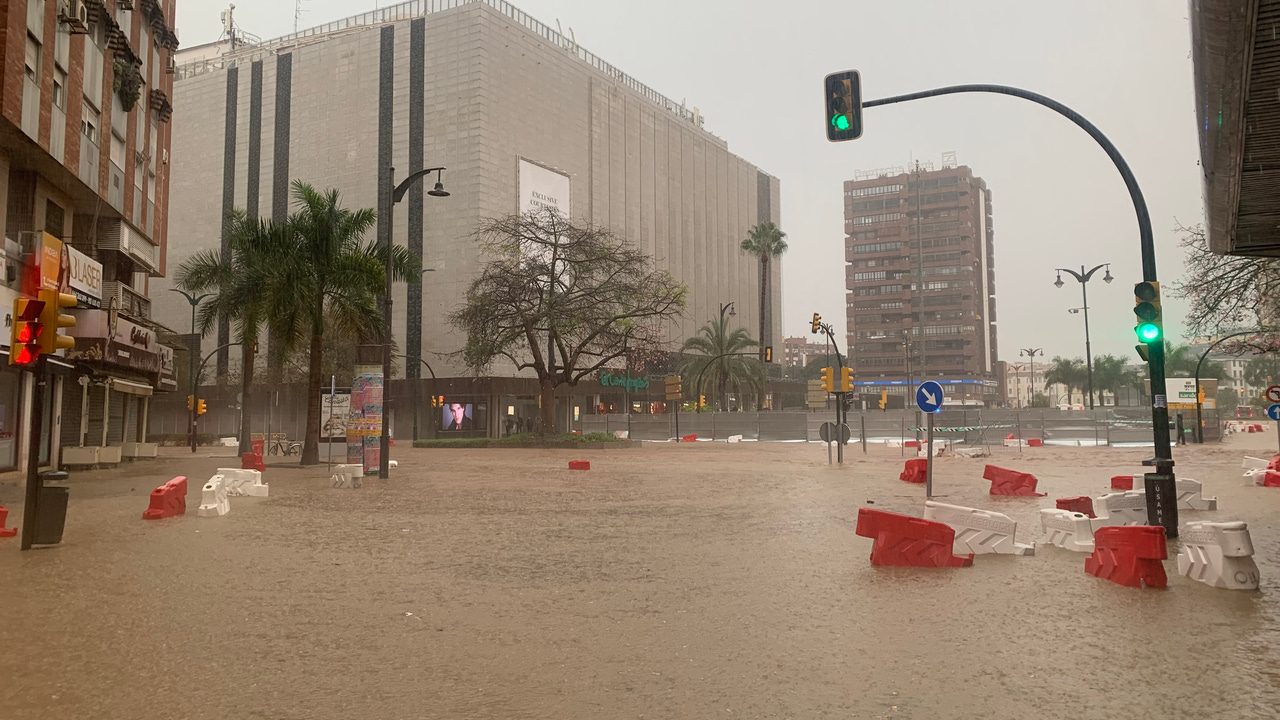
916, 381, 945, 414
1268, 404, 1280, 421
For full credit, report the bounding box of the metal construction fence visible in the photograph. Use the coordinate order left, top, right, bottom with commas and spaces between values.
577, 407, 1209, 446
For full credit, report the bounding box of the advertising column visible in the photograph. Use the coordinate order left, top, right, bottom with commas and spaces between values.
348, 365, 383, 475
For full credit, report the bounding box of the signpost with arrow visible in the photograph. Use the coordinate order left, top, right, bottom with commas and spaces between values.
916, 380, 945, 498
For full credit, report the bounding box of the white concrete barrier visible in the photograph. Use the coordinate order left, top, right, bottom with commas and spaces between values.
726, 434, 743, 444
1094, 491, 1149, 527
954, 446, 990, 458
1003, 438, 1029, 448
197, 474, 230, 517
924, 500, 1034, 556
216, 468, 269, 498
1039, 509, 1097, 552
613, 430, 629, 440
1177, 521, 1260, 590
1243, 456, 1269, 483
916, 439, 950, 458
331, 463, 363, 488
219, 437, 238, 447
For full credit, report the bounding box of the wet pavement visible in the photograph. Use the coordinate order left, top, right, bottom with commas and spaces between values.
3, 436, 1280, 719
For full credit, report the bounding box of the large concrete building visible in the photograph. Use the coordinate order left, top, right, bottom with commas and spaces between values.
843, 163, 999, 406
0, 0, 178, 472
158, 0, 781, 435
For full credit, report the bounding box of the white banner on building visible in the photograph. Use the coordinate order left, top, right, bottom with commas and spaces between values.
518, 158, 571, 217
68, 245, 103, 308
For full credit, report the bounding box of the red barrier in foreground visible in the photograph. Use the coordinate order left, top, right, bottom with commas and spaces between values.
681, 434, 698, 443
983, 465, 1045, 496
1027, 438, 1045, 447
568, 460, 590, 471
1084, 525, 1168, 589
241, 453, 265, 472
1263, 471, 1280, 488
899, 458, 927, 484
0, 505, 16, 538
854, 508, 974, 568
142, 476, 188, 520
1055, 496, 1096, 518
1110, 475, 1135, 491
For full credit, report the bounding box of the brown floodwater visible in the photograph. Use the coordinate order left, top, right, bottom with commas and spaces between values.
3, 436, 1280, 719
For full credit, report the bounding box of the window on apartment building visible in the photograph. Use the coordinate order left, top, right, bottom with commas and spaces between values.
25, 34, 41, 82
45, 201, 65, 239
53, 68, 67, 109
82, 102, 99, 143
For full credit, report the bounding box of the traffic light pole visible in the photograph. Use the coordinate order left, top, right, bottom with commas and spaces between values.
19, 360, 45, 550
863, 83, 1177, 536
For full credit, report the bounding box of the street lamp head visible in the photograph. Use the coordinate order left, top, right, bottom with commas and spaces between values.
728, 303, 736, 317
1103, 266, 1114, 283
1053, 273, 1064, 289
427, 169, 450, 197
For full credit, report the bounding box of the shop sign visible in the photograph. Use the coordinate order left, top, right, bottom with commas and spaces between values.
598, 372, 650, 392
67, 246, 103, 308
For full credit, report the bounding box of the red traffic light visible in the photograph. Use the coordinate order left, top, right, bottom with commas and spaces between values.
15, 322, 41, 344
12, 343, 37, 366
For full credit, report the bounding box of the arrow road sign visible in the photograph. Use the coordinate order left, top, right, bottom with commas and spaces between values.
916, 381, 945, 414
1267, 386, 1280, 404
1268, 404, 1280, 422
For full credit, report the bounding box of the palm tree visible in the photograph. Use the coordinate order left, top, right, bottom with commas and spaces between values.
176, 210, 283, 455
740, 222, 787, 370
1044, 356, 1086, 406
679, 315, 765, 411
255, 181, 417, 465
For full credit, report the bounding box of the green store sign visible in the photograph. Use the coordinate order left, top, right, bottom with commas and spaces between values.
598, 372, 650, 392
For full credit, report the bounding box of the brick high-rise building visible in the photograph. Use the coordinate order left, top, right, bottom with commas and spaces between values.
844, 164, 998, 406
0, 0, 179, 472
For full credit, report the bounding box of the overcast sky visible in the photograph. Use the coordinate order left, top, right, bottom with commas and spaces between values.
178, 0, 1203, 365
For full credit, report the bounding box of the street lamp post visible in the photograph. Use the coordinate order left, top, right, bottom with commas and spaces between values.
1019, 347, 1043, 408
1053, 264, 1112, 410
170, 289, 211, 453
716, 302, 735, 409
381, 165, 449, 479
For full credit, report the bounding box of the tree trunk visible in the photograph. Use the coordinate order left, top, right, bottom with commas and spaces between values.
237, 340, 256, 456
540, 377, 557, 435
758, 255, 769, 411
300, 329, 324, 465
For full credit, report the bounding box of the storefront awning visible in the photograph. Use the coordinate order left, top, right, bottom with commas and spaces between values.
109, 378, 153, 396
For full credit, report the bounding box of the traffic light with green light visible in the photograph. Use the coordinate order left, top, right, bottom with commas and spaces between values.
1133, 281, 1162, 344
824, 70, 863, 142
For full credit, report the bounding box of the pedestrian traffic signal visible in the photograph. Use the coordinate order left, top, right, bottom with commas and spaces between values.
36, 289, 76, 354
9, 297, 45, 368
187, 395, 194, 411
839, 367, 854, 393
824, 70, 863, 141
1133, 281, 1163, 344
820, 367, 835, 393
810, 312, 822, 334
197, 399, 208, 416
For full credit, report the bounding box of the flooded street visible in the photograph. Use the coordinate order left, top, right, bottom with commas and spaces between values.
4, 436, 1280, 719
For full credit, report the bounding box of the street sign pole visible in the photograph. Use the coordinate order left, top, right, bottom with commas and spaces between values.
835, 391, 844, 465
926, 412, 935, 499
1269, 403, 1280, 452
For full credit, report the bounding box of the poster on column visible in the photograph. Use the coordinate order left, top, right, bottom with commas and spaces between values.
350, 365, 383, 475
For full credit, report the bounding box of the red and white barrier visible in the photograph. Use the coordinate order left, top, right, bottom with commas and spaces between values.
0, 504, 16, 538
924, 500, 1034, 556
855, 507, 974, 568
1085, 525, 1168, 589
1110, 475, 1137, 490
217, 468, 268, 498
1039, 509, 1097, 552
1055, 496, 1096, 518
197, 474, 230, 517
1177, 520, 1260, 590
142, 476, 188, 520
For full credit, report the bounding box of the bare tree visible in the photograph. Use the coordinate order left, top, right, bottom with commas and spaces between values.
1171, 223, 1280, 336
450, 209, 687, 433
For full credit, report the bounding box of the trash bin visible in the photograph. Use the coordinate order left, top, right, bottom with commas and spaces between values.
34, 470, 69, 545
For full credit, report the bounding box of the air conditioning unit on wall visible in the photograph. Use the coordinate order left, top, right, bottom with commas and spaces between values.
59, 0, 90, 35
